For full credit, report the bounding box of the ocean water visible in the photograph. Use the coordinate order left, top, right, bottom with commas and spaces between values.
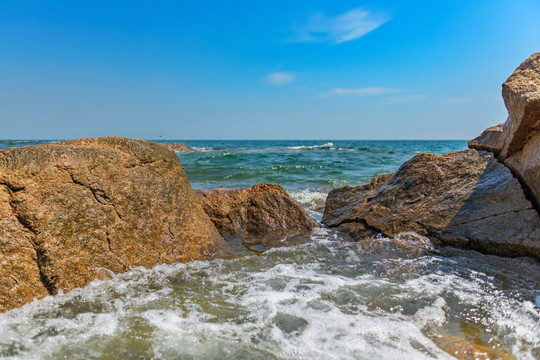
166, 140, 468, 211
0, 139, 539, 360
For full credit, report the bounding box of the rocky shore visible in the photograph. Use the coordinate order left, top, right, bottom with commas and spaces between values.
0, 53, 538, 314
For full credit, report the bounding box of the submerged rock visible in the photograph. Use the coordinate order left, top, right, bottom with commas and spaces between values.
323, 150, 540, 259
165, 142, 196, 152
499, 52, 540, 208
0, 137, 225, 312
468, 122, 504, 154
196, 183, 316, 239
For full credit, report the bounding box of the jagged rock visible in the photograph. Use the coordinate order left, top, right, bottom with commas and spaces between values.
468, 122, 505, 154
499, 52, 540, 208
165, 143, 196, 152
322, 150, 540, 259
196, 183, 316, 239
0, 137, 225, 312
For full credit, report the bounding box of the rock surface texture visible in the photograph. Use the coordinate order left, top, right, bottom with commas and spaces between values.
468, 123, 505, 154
165, 143, 196, 152
0, 137, 225, 312
499, 52, 540, 209
196, 183, 315, 239
323, 150, 540, 259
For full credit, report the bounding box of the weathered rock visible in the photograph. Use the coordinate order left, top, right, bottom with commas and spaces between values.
468, 122, 505, 154
196, 183, 316, 239
323, 150, 540, 259
165, 143, 196, 152
0, 137, 225, 312
499, 52, 540, 208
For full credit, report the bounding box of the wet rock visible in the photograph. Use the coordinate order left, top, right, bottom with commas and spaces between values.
468, 123, 504, 155
164, 142, 196, 152
499, 52, 540, 208
322, 150, 540, 259
196, 183, 316, 239
434, 333, 516, 360
0, 137, 225, 312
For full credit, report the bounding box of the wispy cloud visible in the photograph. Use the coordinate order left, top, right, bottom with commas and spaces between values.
266, 72, 295, 86
292, 8, 389, 44
321, 87, 400, 97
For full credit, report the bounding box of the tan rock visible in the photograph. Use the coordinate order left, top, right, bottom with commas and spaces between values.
499, 53, 540, 208
504, 132, 540, 208
468, 122, 504, 154
165, 142, 196, 152
0, 137, 225, 312
196, 183, 316, 239
322, 150, 540, 259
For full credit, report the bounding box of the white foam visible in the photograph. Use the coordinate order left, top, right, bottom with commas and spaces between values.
287, 142, 334, 150
0, 236, 538, 359
289, 189, 327, 211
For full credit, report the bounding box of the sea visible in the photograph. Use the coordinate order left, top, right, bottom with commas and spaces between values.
0, 139, 539, 359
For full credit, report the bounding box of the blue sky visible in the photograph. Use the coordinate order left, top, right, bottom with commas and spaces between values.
0, 0, 539, 140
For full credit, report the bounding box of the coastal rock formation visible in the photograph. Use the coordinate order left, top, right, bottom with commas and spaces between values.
467, 123, 504, 154
0, 137, 225, 312
165, 142, 196, 152
323, 150, 540, 259
196, 183, 316, 239
497, 52, 540, 209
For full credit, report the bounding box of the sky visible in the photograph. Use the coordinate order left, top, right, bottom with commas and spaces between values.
0, 0, 539, 140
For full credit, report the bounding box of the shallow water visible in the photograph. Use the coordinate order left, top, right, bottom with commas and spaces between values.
0, 227, 538, 359
0, 140, 539, 359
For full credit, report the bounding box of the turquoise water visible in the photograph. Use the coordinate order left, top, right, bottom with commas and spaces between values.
1, 139, 539, 359
166, 140, 467, 191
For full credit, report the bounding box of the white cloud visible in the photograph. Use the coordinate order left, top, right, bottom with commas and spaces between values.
321, 87, 400, 97
266, 72, 295, 86
293, 8, 389, 44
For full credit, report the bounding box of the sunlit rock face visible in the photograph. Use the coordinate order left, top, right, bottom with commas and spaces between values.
0, 137, 225, 312
499, 52, 540, 209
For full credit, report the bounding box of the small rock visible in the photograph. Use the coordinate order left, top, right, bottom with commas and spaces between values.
468, 122, 505, 154
196, 183, 316, 239
164, 143, 196, 152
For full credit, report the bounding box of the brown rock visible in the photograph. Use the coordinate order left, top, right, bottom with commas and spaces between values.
322, 150, 540, 259
0, 137, 225, 312
468, 122, 505, 154
196, 183, 316, 239
165, 143, 196, 152
499, 53, 540, 208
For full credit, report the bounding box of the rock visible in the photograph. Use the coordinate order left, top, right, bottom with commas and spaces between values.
499, 53, 540, 208
0, 137, 225, 313
196, 183, 316, 239
468, 122, 505, 154
322, 149, 540, 259
165, 143, 196, 152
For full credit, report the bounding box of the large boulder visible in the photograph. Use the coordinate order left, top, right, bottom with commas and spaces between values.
0, 137, 225, 312
322, 150, 540, 259
196, 183, 316, 239
499, 53, 540, 208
